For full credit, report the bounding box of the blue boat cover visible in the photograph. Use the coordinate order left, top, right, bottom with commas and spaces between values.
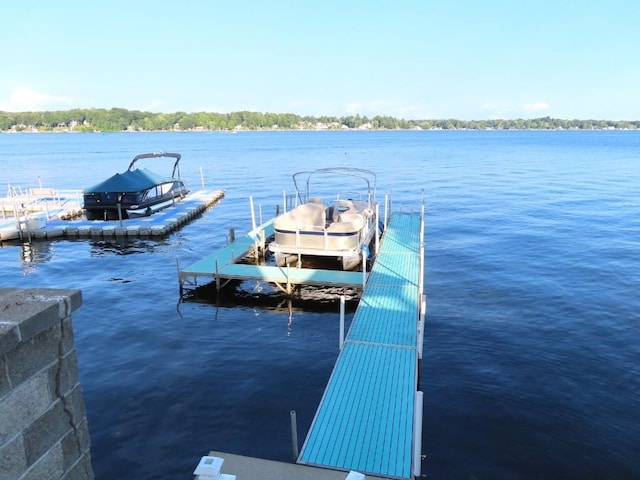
84, 169, 170, 193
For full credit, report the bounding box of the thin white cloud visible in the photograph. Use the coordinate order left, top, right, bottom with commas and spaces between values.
0, 86, 74, 111
522, 102, 550, 112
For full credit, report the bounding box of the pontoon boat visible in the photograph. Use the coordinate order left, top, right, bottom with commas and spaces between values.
83, 152, 189, 221
269, 168, 379, 270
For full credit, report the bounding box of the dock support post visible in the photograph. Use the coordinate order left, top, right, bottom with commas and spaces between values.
290, 410, 299, 462
117, 201, 123, 227
419, 202, 425, 298
339, 295, 345, 350
375, 203, 380, 255
384, 194, 389, 230
176, 256, 183, 297
413, 391, 424, 478
418, 295, 426, 360
362, 251, 367, 290
250, 196, 257, 231
215, 260, 220, 292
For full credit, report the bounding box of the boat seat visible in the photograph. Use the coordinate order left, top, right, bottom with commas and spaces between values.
332, 200, 355, 222
328, 212, 365, 232
275, 201, 326, 230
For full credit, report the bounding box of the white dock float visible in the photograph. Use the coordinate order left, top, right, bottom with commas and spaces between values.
0, 189, 224, 243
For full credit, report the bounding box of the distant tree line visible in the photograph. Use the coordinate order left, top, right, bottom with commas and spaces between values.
0, 108, 638, 132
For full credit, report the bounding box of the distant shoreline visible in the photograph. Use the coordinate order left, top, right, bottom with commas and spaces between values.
2, 108, 638, 133
2, 126, 639, 134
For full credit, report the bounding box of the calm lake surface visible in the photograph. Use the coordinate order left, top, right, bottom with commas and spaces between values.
1, 130, 638, 479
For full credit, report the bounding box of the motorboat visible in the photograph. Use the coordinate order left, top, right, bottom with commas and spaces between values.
83, 152, 189, 221
269, 167, 379, 270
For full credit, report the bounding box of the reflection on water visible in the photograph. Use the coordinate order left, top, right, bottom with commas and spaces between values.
183, 279, 361, 313
88, 237, 171, 256
18, 240, 54, 274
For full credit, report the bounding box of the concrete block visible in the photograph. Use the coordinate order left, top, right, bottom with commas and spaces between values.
22, 440, 64, 480
6, 325, 60, 388
56, 351, 80, 397
60, 453, 94, 480
0, 289, 82, 344
14, 301, 61, 350
0, 322, 20, 358
29, 289, 82, 316
0, 434, 27, 480
23, 401, 71, 466
61, 317, 76, 357
0, 288, 21, 299
61, 418, 91, 472
0, 371, 54, 445
63, 385, 88, 427
0, 354, 9, 399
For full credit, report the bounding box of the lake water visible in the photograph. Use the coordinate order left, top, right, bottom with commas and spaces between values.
1, 130, 638, 479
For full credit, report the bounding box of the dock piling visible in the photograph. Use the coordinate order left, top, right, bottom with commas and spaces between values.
413, 391, 424, 478
250, 196, 257, 231
339, 296, 346, 350
290, 410, 299, 462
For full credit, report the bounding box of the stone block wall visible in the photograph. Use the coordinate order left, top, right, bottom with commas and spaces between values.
0, 288, 94, 480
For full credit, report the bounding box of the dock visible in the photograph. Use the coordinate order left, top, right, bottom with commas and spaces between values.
0, 189, 224, 243
178, 218, 368, 295
297, 212, 425, 479
180, 209, 425, 479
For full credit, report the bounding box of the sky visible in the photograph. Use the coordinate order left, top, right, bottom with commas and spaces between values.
2, 0, 639, 120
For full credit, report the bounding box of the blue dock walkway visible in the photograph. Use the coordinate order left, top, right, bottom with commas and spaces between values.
297, 212, 425, 479
179, 210, 425, 478
178, 219, 367, 294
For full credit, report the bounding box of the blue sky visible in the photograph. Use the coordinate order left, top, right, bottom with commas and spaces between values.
2, 0, 638, 120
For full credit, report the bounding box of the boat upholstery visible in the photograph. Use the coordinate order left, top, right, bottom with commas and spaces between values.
328, 213, 366, 233
275, 201, 326, 231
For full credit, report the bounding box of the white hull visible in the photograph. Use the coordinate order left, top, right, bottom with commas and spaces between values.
125, 198, 177, 218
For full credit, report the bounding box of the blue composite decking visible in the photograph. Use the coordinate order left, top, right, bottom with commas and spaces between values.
178, 210, 425, 478
179, 219, 369, 290
297, 212, 423, 479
